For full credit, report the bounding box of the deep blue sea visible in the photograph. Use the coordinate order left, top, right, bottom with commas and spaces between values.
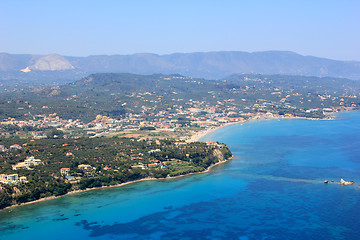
1, 111, 360, 240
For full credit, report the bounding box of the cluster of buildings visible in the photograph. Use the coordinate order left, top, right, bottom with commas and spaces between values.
1, 84, 350, 140
131, 159, 167, 170
60, 165, 93, 176
0, 95, 259, 138
0, 144, 24, 152
0, 113, 86, 134
12, 156, 42, 170
2, 84, 355, 142
0, 174, 27, 184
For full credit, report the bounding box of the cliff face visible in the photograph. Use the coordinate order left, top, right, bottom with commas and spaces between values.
30, 54, 74, 71
213, 149, 225, 162
211, 145, 233, 165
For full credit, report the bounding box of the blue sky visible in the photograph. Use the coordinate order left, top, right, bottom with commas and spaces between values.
0, 0, 359, 60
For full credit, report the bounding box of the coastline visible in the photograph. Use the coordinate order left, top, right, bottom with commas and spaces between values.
2, 113, 339, 211
187, 114, 330, 142
3, 156, 233, 211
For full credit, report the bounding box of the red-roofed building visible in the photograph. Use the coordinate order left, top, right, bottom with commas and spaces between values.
10, 144, 22, 150
60, 168, 70, 175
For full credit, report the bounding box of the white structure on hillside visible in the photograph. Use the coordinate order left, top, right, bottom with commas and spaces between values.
12, 156, 42, 170
24, 156, 42, 167
78, 164, 92, 171
0, 174, 27, 184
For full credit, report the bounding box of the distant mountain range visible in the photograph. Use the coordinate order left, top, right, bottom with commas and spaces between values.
1, 51, 360, 83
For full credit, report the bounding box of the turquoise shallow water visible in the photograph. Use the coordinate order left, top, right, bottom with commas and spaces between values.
1, 111, 360, 239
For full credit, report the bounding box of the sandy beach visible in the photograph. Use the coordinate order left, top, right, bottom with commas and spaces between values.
187, 113, 334, 143
186, 120, 246, 143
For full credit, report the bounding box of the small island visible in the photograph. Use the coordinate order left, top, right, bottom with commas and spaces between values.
324, 179, 356, 186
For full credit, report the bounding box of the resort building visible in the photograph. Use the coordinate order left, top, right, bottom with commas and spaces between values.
12, 162, 27, 170
0, 174, 27, 184
0, 177, 11, 184
7, 174, 19, 181
12, 156, 42, 170
78, 164, 92, 171
19, 176, 27, 182
148, 149, 161, 154
24, 156, 42, 167
0, 174, 9, 184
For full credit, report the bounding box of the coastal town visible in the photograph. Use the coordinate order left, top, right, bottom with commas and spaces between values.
0, 88, 356, 141
1, 73, 359, 209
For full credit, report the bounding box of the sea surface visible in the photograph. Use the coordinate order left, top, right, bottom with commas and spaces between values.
1, 111, 360, 240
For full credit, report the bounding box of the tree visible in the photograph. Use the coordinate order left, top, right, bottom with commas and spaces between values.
0, 192, 12, 209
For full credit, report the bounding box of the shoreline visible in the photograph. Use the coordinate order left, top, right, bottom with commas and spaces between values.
187, 114, 333, 143
3, 156, 233, 211
1, 112, 342, 211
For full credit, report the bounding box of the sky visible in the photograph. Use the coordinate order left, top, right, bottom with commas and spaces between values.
0, 0, 359, 61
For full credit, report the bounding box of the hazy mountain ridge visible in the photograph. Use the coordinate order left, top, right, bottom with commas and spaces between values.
225, 73, 360, 94
71, 72, 360, 95
1, 51, 360, 82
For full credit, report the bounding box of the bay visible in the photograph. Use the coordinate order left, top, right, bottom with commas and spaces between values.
1, 111, 360, 240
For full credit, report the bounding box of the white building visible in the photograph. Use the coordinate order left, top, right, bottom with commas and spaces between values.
0, 174, 27, 184
24, 156, 42, 167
